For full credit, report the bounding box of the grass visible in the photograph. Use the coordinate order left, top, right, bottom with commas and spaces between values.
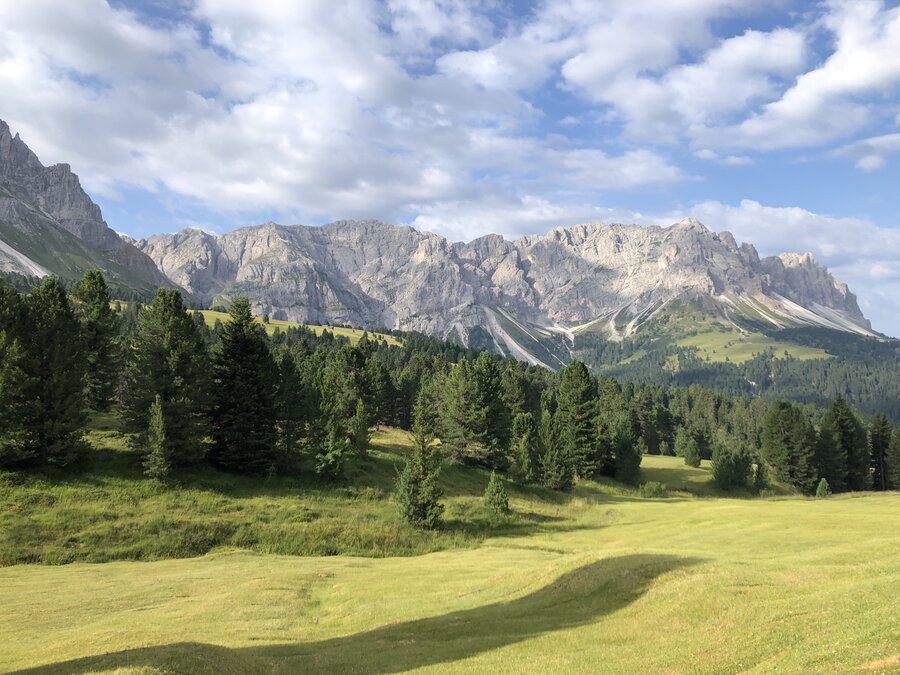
676, 328, 829, 364
196, 310, 401, 345
1, 420, 898, 673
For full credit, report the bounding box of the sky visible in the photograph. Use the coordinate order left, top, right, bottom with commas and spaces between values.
1, 0, 899, 334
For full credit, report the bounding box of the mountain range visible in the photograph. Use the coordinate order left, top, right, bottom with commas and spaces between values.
134, 217, 874, 368
0, 117, 883, 373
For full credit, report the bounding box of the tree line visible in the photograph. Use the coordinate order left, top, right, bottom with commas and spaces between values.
1, 272, 899, 527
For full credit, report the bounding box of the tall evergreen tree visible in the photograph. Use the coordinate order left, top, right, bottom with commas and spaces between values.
0, 285, 37, 466
121, 289, 210, 466
612, 413, 642, 484
824, 396, 870, 491
396, 388, 444, 528
510, 411, 541, 484
761, 401, 817, 493
538, 407, 575, 491
143, 394, 170, 481
26, 277, 86, 465
71, 270, 119, 410
473, 351, 511, 466
210, 298, 279, 473
557, 360, 599, 477
439, 359, 486, 464
886, 430, 900, 490
349, 397, 370, 456
813, 416, 847, 493
675, 427, 701, 468
274, 353, 307, 464
868, 413, 892, 491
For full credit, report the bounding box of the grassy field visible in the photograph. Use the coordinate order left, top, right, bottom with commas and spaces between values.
1, 422, 898, 673
196, 310, 401, 345
676, 328, 829, 364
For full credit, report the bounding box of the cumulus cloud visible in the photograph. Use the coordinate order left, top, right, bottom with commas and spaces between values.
833, 133, 900, 171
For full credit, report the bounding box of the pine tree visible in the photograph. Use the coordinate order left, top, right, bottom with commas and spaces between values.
274, 353, 307, 464
538, 408, 574, 491
439, 359, 485, 463
813, 416, 847, 493
868, 413, 892, 491
711, 434, 752, 491
613, 414, 642, 484
484, 471, 510, 516
761, 401, 817, 493
315, 417, 350, 480
349, 397, 370, 456
473, 352, 511, 468
557, 360, 599, 477
396, 392, 444, 528
822, 396, 870, 491
26, 277, 87, 465
510, 411, 541, 484
143, 394, 170, 481
121, 289, 210, 466
753, 459, 770, 494
210, 298, 279, 473
886, 431, 900, 490
71, 270, 119, 410
816, 477, 832, 497
0, 285, 37, 466
675, 427, 701, 468
362, 356, 394, 428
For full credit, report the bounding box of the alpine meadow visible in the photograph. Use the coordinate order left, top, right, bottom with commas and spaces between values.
2, 2, 900, 674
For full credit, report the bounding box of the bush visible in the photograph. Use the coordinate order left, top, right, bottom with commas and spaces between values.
639, 481, 669, 498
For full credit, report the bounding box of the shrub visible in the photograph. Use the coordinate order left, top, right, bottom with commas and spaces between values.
639, 481, 669, 498
815, 477, 832, 497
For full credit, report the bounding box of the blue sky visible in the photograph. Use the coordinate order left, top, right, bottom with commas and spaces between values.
1, 0, 899, 333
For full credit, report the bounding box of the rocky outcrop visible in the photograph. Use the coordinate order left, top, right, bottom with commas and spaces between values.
0, 119, 173, 292
138, 216, 874, 364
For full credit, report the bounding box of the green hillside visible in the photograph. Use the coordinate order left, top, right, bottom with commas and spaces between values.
1, 420, 897, 673
197, 310, 401, 345
0, 219, 163, 298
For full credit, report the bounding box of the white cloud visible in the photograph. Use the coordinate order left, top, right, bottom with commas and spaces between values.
833, 132, 900, 171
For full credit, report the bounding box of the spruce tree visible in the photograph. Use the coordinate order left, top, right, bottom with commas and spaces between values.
143, 394, 170, 481
538, 408, 574, 491
121, 289, 210, 466
0, 285, 37, 466
484, 471, 510, 516
813, 416, 847, 493
675, 427, 701, 468
510, 411, 541, 484
26, 277, 87, 465
557, 360, 599, 477
753, 459, 770, 494
612, 414, 642, 484
868, 413, 892, 491
823, 396, 870, 491
274, 353, 307, 464
439, 359, 485, 464
761, 401, 817, 493
210, 298, 279, 473
396, 391, 444, 528
315, 417, 350, 480
349, 397, 370, 456
71, 270, 120, 410
886, 430, 900, 490
473, 352, 511, 468
816, 477, 832, 497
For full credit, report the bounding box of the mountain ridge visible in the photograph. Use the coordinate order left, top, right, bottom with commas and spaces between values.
136, 217, 874, 368
0, 119, 174, 295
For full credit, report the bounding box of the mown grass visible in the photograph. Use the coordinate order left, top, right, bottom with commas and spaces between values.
196, 310, 401, 345
1, 419, 898, 673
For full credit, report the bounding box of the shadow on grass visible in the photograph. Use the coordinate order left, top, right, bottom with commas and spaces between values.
15, 553, 702, 675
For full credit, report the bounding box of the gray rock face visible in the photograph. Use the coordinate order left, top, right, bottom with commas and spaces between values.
138, 216, 874, 364
0, 119, 172, 291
